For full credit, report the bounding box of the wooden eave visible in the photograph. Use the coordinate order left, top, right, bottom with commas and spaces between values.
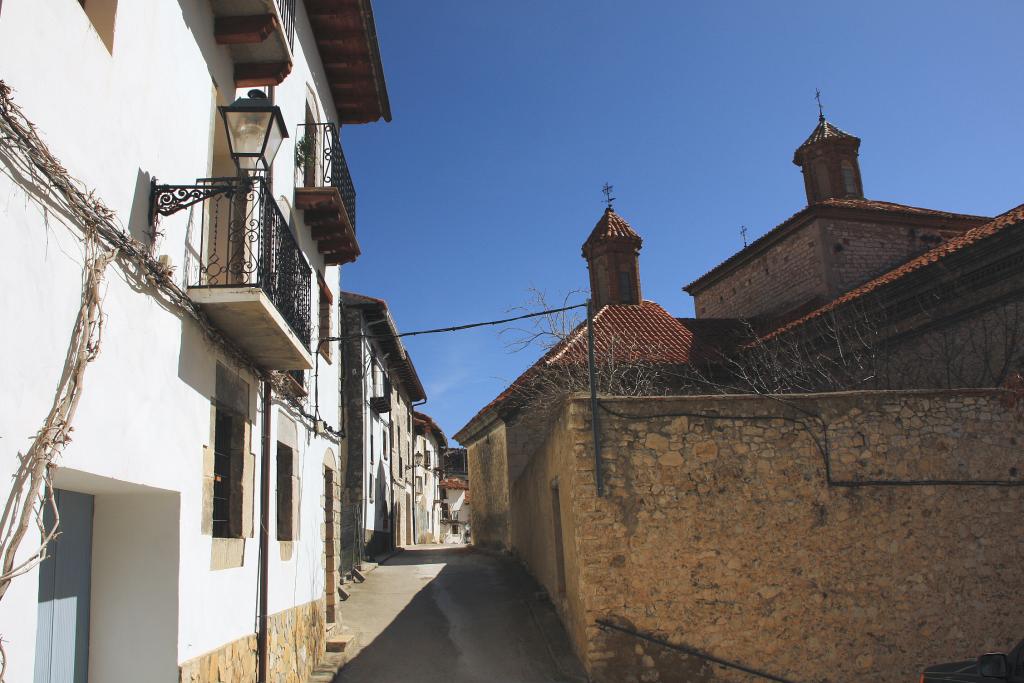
306, 0, 392, 124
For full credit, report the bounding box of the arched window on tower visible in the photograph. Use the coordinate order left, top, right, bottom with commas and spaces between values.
841, 161, 857, 196
814, 161, 831, 202
618, 269, 635, 304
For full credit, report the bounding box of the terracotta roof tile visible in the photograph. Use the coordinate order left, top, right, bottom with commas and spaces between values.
684, 198, 991, 292
582, 208, 642, 256
760, 202, 1024, 341
455, 301, 692, 441
439, 477, 469, 491
413, 410, 447, 447
798, 118, 858, 148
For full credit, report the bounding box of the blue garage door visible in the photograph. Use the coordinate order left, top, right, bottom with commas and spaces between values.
33, 489, 94, 683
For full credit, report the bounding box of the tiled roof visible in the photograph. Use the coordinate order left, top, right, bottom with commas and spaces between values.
439, 477, 469, 491
455, 301, 692, 442
798, 117, 858, 149
413, 410, 447, 447
341, 290, 427, 402
760, 203, 1024, 341
684, 198, 991, 292
582, 208, 642, 256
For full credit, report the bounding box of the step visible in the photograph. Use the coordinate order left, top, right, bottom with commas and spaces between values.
325, 632, 355, 653
306, 651, 346, 683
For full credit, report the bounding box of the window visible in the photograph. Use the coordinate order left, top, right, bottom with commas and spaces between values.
383, 430, 389, 460
318, 273, 333, 362
841, 161, 857, 196
212, 407, 243, 538
369, 431, 374, 466
416, 476, 423, 493
78, 0, 118, 53
814, 161, 831, 200
212, 364, 248, 539
618, 270, 635, 304
451, 523, 460, 534
276, 443, 295, 541
368, 474, 374, 502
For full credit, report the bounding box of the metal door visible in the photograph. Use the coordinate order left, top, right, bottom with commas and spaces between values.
34, 489, 94, 683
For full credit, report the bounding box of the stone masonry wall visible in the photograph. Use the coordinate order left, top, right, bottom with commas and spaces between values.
693, 217, 969, 322
179, 598, 326, 683
693, 220, 826, 320
823, 219, 962, 295
516, 391, 1024, 683
466, 420, 511, 550
508, 405, 591, 660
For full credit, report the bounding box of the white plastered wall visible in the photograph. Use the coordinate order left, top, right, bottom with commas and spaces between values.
0, 0, 350, 678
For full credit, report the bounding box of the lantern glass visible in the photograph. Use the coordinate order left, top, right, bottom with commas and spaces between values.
219, 90, 288, 170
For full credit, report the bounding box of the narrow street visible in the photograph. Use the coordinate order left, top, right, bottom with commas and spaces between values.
334, 545, 587, 683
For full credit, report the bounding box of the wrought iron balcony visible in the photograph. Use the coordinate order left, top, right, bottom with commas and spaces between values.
294, 122, 360, 265
210, 0, 296, 86
183, 175, 313, 370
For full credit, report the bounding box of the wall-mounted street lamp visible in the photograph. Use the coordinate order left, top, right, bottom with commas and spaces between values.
150, 89, 290, 221
219, 90, 289, 172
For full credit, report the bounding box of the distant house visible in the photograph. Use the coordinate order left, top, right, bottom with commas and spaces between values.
440, 447, 470, 544
340, 292, 426, 558
413, 412, 446, 543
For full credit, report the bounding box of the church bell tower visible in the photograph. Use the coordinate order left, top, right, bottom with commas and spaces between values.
792, 102, 864, 205
582, 204, 643, 310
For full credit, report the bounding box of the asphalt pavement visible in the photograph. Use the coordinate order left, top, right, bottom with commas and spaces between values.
334, 544, 587, 683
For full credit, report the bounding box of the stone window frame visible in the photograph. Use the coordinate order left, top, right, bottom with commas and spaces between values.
276, 415, 300, 545
205, 363, 255, 571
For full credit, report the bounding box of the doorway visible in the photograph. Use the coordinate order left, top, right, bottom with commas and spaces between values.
324, 466, 336, 624
34, 489, 94, 683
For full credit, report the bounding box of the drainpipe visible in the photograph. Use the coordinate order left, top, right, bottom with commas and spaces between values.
258, 377, 272, 682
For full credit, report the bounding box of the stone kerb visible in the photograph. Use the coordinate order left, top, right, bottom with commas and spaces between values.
561, 389, 1024, 683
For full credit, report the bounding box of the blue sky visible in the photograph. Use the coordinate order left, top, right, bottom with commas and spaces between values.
340, 1, 1024, 440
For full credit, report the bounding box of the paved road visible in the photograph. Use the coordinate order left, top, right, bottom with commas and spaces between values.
335, 545, 587, 683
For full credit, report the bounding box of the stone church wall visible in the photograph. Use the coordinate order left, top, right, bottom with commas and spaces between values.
510, 391, 1024, 683
692, 216, 970, 322
692, 219, 827, 320
822, 219, 962, 295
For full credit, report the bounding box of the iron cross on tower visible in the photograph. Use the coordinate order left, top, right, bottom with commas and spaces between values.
602, 183, 615, 210
740, 225, 748, 247
815, 88, 825, 121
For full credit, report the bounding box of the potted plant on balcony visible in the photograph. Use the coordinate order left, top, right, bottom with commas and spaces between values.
294, 132, 317, 187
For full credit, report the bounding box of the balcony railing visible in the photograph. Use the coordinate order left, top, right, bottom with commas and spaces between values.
276, 0, 296, 51
295, 122, 356, 230
189, 175, 312, 350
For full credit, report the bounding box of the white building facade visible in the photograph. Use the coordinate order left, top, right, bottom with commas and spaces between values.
339, 292, 424, 558
0, 0, 390, 681
412, 413, 445, 544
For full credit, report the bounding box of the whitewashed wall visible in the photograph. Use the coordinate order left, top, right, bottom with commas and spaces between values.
0, 0, 353, 679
